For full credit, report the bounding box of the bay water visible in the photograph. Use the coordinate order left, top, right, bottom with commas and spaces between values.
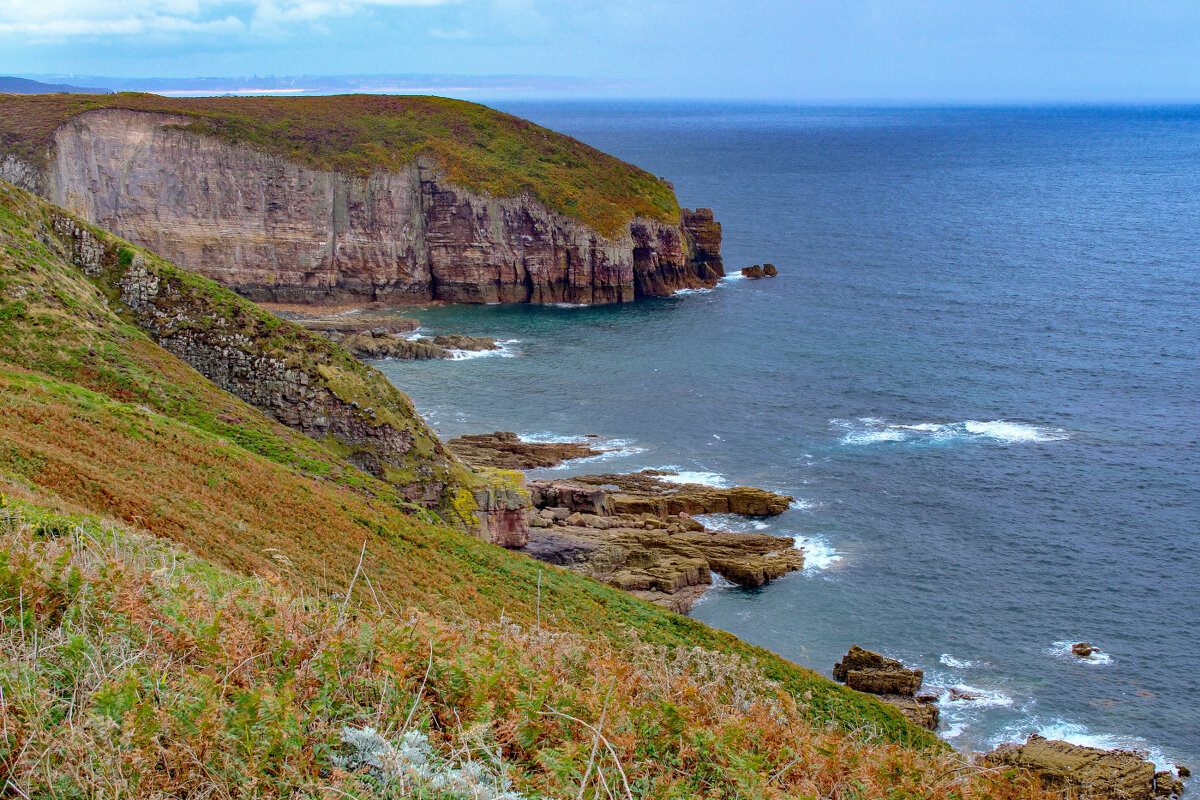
373, 102, 1200, 777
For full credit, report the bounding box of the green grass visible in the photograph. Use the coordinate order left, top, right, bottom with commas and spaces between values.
0, 93, 680, 236
0, 182, 1054, 798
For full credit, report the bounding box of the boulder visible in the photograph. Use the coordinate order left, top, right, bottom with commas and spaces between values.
741, 265, 765, 279
876, 694, 939, 731
833, 646, 924, 696
983, 735, 1184, 799
1073, 642, 1100, 658
527, 481, 614, 516
763, 263, 778, 277
423, 334, 499, 352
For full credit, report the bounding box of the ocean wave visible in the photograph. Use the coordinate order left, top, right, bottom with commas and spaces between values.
656, 468, 731, 487
793, 534, 841, 571
670, 287, 714, 296
1048, 640, 1114, 665
720, 272, 747, 282
517, 433, 648, 467
989, 719, 1178, 774
832, 417, 1069, 446
692, 513, 770, 533
551, 302, 589, 309
448, 339, 520, 360
939, 654, 988, 670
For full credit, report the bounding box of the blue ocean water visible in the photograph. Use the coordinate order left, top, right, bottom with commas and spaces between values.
373, 103, 1200, 775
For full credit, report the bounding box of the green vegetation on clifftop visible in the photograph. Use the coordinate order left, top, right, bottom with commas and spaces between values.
0, 182, 1051, 798
0, 92, 680, 236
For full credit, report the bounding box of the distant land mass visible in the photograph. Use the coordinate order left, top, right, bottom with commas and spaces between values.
15, 73, 621, 97
0, 75, 110, 94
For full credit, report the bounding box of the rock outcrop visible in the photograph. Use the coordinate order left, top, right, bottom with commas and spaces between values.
567, 470, 793, 517
11, 108, 724, 306
38, 197, 531, 547
832, 646, 940, 731
448, 432, 604, 470
515, 472, 803, 612
984, 735, 1184, 799
741, 263, 778, 279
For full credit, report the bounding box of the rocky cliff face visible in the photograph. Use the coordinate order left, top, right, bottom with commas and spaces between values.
41, 202, 530, 546
12, 109, 722, 305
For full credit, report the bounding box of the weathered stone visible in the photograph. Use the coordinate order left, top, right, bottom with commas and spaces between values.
526, 481, 614, 516
23, 109, 724, 306
448, 432, 605, 470
742, 265, 765, 279
471, 472, 531, 548
567, 470, 792, 517
983, 735, 1184, 799
1073, 642, 1101, 658
424, 334, 498, 352
833, 646, 924, 696
876, 694, 939, 731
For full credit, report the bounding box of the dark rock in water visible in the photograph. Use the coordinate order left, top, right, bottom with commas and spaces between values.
1177, 765, 1191, 779
833, 645, 924, 696
567, 470, 793, 516
983, 735, 1184, 799
1073, 641, 1101, 658
448, 432, 606, 470
422, 334, 499, 352
741, 263, 778, 279
333, 332, 449, 360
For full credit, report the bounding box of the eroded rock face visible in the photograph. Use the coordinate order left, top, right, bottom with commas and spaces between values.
448, 432, 604, 470
832, 646, 939, 731
30, 109, 723, 306
567, 470, 793, 517
983, 735, 1184, 799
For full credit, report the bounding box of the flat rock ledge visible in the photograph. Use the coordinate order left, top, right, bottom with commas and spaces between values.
983, 735, 1185, 800
447, 432, 605, 470
832, 646, 939, 730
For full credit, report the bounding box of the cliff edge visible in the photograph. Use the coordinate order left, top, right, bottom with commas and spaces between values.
0, 94, 723, 304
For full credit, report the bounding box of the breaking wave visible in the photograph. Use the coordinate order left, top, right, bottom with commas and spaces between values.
832, 417, 1069, 446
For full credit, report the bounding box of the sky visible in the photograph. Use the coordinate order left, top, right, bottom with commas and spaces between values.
2, 0, 1200, 101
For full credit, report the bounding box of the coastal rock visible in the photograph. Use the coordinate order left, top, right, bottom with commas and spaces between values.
1073, 642, 1101, 658
22, 108, 723, 306
283, 313, 421, 335
471, 473, 531, 548
527, 481, 614, 516
517, 524, 803, 613
332, 332, 450, 360
567, 470, 793, 517
740, 263, 778, 279
448, 432, 606, 470
831, 646, 940, 730
423, 334, 499, 352
833, 646, 924, 696
983, 735, 1184, 799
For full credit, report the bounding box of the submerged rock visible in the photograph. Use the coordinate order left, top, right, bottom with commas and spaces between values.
983, 735, 1184, 799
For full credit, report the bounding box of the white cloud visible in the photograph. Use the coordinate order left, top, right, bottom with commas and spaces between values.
0, 0, 454, 38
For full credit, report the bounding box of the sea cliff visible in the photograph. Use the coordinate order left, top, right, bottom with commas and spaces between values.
0, 95, 724, 304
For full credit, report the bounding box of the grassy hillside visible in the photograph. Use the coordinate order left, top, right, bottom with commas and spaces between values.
0, 93, 680, 236
0, 182, 1049, 798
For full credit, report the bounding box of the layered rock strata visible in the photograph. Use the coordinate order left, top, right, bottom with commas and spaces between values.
447, 431, 606, 470
832, 646, 940, 730
41, 200, 530, 547
12, 109, 724, 305
318, 330, 499, 361
566, 470, 794, 517
984, 735, 1184, 799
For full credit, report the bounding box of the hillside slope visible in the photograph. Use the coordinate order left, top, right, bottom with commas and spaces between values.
0, 182, 1048, 798
0, 94, 724, 304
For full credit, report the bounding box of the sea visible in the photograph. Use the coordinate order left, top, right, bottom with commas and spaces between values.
370, 102, 1200, 780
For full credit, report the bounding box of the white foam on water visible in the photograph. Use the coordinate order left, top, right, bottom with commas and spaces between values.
670, 287, 714, 296
1049, 640, 1115, 665
793, 534, 841, 571
516, 433, 647, 467
989, 719, 1178, 774
937, 683, 1014, 712
789, 499, 819, 511
656, 469, 731, 487
939, 654, 987, 669
517, 432, 590, 444
692, 513, 770, 533
832, 417, 1069, 446
448, 339, 520, 360
720, 272, 747, 282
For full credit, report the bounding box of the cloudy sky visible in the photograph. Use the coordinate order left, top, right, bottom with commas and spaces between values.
3, 0, 1200, 101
